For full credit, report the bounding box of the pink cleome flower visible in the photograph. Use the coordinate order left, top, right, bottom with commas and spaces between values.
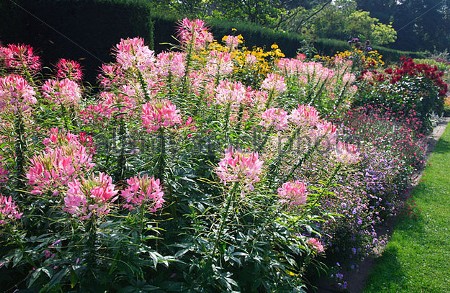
0, 74, 36, 114
42, 78, 82, 108
307, 237, 325, 253
27, 129, 95, 196
80, 90, 137, 124
0, 194, 22, 225
288, 104, 320, 127
245, 54, 258, 66
142, 99, 182, 133
277, 58, 305, 75
177, 18, 213, 50
277, 180, 308, 206
261, 73, 287, 94
114, 37, 155, 71
215, 147, 263, 192
215, 80, 246, 105
334, 141, 361, 165
64, 172, 118, 220
0, 44, 41, 73
97, 63, 125, 89
206, 51, 233, 78
260, 108, 289, 131
121, 174, 164, 212
155, 52, 186, 79
311, 120, 338, 146
56, 59, 83, 81
223, 35, 240, 50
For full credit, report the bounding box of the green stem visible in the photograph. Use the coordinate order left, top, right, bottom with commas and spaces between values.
310, 163, 341, 208
157, 128, 166, 182
86, 216, 98, 271
224, 103, 231, 144
234, 104, 244, 138
212, 182, 239, 258
182, 42, 194, 96
60, 103, 69, 130
115, 118, 126, 181
284, 138, 321, 182
265, 90, 275, 109
256, 125, 274, 153
14, 112, 26, 192
268, 128, 301, 187
137, 70, 151, 102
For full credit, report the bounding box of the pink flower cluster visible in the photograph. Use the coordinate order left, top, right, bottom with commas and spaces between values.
224, 35, 240, 50
306, 237, 325, 253
277, 58, 304, 75
260, 108, 288, 131
121, 174, 164, 212
114, 37, 155, 71
177, 18, 213, 50
312, 121, 338, 145
42, 78, 82, 108
0, 194, 22, 225
27, 129, 95, 196
215, 147, 263, 192
0, 44, 41, 73
80, 90, 137, 124
55, 59, 83, 81
98, 63, 125, 89
64, 172, 118, 219
206, 51, 233, 78
155, 52, 186, 79
288, 104, 320, 126
334, 141, 361, 165
0, 74, 37, 114
277, 180, 308, 206
215, 80, 246, 105
261, 73, 287, 94
142, 100, 182, 132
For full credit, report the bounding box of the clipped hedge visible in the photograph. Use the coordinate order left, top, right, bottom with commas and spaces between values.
0, 0, 154, 82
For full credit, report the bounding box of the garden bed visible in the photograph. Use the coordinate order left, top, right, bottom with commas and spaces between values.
0, 19, 448, 292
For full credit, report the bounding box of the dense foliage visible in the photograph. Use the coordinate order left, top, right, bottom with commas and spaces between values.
0, 19, 446, 292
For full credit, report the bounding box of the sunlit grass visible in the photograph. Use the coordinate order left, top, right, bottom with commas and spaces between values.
364, 124, 450, 292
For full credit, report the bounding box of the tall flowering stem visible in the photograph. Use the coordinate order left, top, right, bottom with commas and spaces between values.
114, 118, 126, 181
0, 74, 37, 191
157, 128, 166, 185
213, 147, 262, 259
14, 113, 26, 190
177, 18, 213, 97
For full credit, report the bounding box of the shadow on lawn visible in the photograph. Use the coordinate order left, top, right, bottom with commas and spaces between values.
363, 187, 427, 292
430, 136, 450, 154
363, 245, 406, 292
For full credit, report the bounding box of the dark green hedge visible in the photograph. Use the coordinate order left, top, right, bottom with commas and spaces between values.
0, 0, 154, 82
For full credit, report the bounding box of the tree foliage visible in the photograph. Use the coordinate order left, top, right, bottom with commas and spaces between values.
146, 0, 447, 52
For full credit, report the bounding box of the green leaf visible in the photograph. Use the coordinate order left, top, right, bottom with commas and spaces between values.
12, 249, 23, 267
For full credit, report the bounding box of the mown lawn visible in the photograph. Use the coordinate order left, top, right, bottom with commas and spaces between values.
363, 123, 450, 292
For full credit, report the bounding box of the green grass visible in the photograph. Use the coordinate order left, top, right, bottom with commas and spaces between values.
363, 124, 450, 292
